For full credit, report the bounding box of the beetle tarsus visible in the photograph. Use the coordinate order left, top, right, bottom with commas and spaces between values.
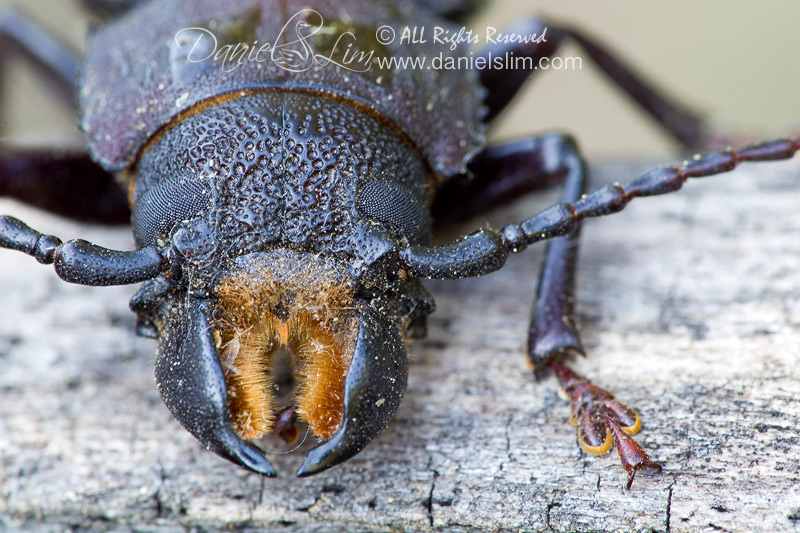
601, 412, 663, 490
549, 358, 661, 488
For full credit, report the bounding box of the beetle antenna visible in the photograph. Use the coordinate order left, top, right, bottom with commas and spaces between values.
0, 215, 167, 286
400, 138, 799, 281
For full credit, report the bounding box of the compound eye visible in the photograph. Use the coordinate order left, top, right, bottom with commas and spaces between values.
132, 177, 212, 247
356, 178, 431, 245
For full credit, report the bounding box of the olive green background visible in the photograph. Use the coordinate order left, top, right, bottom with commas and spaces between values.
1, 0, 798, 159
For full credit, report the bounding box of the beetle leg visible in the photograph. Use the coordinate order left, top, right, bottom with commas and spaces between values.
523, 136, 585, 370
0, 10, 130, 224
525, 139, 665, 486
429, 133, 663, 484
0, 150, 130, 224
403, 136, 799, 484
471, 134, 660, 485
433, 133, 591, 358
549, 359, 662, 490
0, 8, 78, 107
79, 0, 150, 20
433, 135, 572, 225
476, 17, 705, 147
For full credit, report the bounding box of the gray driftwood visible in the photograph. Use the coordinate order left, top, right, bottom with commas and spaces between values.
1, 160, 799, 532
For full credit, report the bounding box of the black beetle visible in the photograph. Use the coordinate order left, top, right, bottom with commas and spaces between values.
0, 0, 797, 489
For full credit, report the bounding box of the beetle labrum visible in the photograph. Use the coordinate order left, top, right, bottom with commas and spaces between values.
0, 0, 797, 488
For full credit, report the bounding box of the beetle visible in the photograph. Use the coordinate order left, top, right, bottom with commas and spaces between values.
0, 0, 797, 490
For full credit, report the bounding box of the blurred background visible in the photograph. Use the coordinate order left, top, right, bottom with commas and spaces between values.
475, 0, 800, 159
1, 0, 798, 160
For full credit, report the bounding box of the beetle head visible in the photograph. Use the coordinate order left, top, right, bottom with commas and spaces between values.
126, 90, 437, 476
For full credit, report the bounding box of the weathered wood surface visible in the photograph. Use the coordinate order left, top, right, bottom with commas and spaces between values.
1, 159, 798, 532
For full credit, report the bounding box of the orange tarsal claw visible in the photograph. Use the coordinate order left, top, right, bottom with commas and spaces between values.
549, 359, 662, 488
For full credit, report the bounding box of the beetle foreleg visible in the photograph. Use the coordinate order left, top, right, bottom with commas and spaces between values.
0, 150, 129, 224
406, 136, 799, 486
476, 17, 705, 147
433, 134, 573, 225
523, 135, 585, 368
0, 8, 78, 108
519, 138, 663, 487
549, 359, 662, 490
455, 132, 660, 486
0, 9, 130, 224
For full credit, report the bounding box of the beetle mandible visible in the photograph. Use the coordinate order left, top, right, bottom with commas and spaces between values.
0, 0, 797, 489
